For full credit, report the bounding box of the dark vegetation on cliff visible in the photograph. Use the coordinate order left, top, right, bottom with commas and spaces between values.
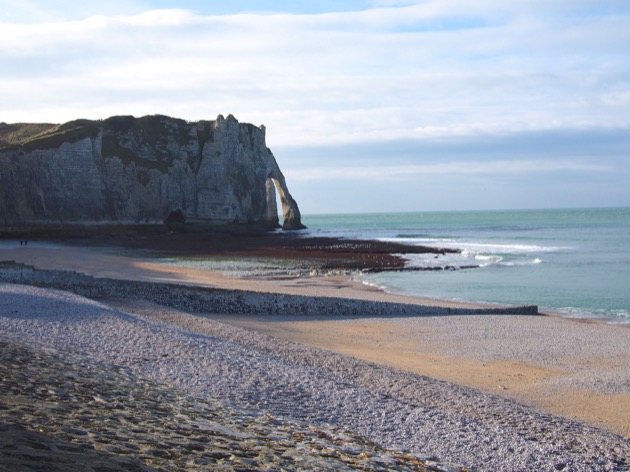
0, 116, 190, 156
101, 115, 195, 174
0, 122, 59, 149
0, 120, 102, 152
2, 115, 229, 175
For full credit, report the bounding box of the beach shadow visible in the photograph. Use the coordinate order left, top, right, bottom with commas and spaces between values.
0, 283, 134, 322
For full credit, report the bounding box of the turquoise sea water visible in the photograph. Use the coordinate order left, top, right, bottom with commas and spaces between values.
302, 207, 630, 324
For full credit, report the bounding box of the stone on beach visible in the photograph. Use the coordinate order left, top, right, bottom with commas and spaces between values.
1, 282, 628, 471
0, 339, 457, 472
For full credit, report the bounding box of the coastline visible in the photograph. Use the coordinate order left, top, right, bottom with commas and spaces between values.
1, 235, 630, 469
0, 235, 528, 310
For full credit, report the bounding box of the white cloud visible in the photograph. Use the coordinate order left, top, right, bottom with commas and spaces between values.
0, 2, 628, 147
2, 1, 628, 211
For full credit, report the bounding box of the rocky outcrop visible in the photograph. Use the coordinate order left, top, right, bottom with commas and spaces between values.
0, 114, 305, 235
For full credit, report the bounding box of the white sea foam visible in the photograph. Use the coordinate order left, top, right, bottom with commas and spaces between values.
379, 237, 457, 245
499, 258, 543, 267
398, 253, 473, 270
444, 241, 568, 254
475, 255, 503, 267
399, 252, 545, 270
548, 307, 630, 325
358, 278, 388, 292
383, 233, 562, 271
378, 236, 569, 256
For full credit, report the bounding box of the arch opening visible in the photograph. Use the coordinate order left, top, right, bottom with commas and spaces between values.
265, 176, 305, 230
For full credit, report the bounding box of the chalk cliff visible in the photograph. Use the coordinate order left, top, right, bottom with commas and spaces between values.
0, 114, 305, 235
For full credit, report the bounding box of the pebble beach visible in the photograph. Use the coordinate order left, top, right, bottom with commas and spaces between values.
1, 239, 630, 471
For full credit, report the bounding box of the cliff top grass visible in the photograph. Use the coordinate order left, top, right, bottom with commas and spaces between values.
0, 120, 101, 152
0, 115, 218, 154
0, 123, 59, 149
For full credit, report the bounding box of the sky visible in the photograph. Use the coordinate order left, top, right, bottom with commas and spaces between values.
1, 1, 629, 215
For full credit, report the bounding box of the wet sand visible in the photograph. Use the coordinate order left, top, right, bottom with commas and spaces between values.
2, 236, 630, 438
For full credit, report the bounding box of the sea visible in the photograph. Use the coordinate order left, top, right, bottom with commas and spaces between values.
300, 207, 630, 325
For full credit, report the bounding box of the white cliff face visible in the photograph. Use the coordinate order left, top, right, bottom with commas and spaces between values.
0, 114, 305, 233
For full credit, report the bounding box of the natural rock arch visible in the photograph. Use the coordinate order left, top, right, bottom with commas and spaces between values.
265, 174, 305, 230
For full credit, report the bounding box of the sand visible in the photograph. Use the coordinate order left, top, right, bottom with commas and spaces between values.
3, 240, 630, 438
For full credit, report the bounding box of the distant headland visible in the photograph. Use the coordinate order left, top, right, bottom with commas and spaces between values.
0, 114, 305, 236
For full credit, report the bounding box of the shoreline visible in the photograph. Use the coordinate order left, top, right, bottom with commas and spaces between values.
1, 235, 533, 313
2, 233, 626, 325
1, 237, 630, 442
